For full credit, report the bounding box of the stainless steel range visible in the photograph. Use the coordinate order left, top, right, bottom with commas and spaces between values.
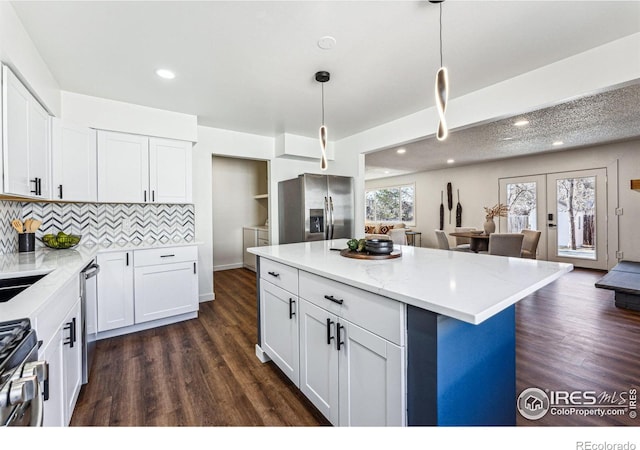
0, 318, 47, 426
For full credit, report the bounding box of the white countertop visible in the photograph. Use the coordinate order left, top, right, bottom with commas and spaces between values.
248, 239, 573, 324
0, 240, 199, 322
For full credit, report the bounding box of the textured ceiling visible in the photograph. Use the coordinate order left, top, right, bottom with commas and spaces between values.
365, 82, 640, 179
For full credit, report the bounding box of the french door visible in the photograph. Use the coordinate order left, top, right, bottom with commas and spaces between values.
499, 168, 608, 269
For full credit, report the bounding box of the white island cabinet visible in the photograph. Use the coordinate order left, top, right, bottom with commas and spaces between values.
250, 239, 573, 427
97, 250, 134, 332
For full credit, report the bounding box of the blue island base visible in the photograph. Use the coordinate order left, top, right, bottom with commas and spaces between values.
406, 304, 516, 426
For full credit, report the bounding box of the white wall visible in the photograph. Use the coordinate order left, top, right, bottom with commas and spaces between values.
193, 125, 362, 301
61, 91, 198, 142
0, 2, 60, 115
212, 156, 267, 271
365, 139, 640, 267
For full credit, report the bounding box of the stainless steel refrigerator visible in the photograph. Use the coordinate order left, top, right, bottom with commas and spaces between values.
279, 173, 354, 244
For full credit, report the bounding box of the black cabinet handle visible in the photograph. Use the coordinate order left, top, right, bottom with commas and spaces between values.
144, 190, 147, 202
268, 271, 280, 278
326, 318, 334, 345
30, 178, 38, 194
63, 318, 76, 348
193, 262, 197, 274
37, 178, 42, 196
289, 298, 296, 319
58, 184, 63, 199
336, 322, 344, 351
160, 254, 175, 258
324, 295, 344, 305
43, 362, 50, 401
126, 252, 129, 266
152, 190, 155, 202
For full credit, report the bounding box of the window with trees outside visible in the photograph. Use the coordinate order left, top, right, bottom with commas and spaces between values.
365, 184, 415, 224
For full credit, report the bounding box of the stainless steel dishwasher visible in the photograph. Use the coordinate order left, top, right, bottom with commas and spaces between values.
80, 260, 100, 384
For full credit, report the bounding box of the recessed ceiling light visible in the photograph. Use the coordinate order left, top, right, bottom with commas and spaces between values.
514, 119, 529, 127
447, 159, 455, 164
552, 140, 564, 146
384, 170, 390, 174
155, 69, 175, 80
501, 137, 514, 141
396, 148, 406, 154
318, 36, 336, 50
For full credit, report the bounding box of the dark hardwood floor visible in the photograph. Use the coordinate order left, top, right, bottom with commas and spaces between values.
71, 267, 640, 427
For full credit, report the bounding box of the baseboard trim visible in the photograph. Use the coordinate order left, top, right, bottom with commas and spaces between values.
213, 263, 244, 271
255, 344, 271, 363
96, 311, 198, 340
199, 292, 214, 302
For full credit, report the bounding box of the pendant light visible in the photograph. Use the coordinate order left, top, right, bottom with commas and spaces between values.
315, 71, 330, 170
430, 0, 449, 141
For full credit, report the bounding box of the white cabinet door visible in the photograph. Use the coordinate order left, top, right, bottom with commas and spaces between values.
2, 65, 50, 198
261, 280, 299, 386
52, 119, 97, 202
149, 137, 192, 204
62, 299, 82, 426
243, 227, 257, 271
338, 320, 404, 426
40, 329, 64, 427
134, 261, 198, 324
28, 98, 51, 199
97, 251, 134, 332
97, 130, 149, 203
299, 298, 339, 425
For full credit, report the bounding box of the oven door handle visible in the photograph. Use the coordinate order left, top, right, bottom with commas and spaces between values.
30, 378, 44, 426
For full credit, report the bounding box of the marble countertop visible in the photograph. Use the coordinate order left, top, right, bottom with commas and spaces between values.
248, 239, 573, 324
0, 240, 199, 322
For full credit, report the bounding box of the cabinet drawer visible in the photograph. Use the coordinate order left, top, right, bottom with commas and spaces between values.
134, 246, 197, 267
257, 229, 269, 240
299, 271, 404, 346
260, 258, 298, 295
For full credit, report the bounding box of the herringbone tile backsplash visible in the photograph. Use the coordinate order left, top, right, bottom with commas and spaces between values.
0, 200, 194, 254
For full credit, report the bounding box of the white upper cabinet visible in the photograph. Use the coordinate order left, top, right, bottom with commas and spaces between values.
149, 137, 192, 203
2, 65, 51, 199
97, 130, 192, 204
52, 118, 97, 202
97, 130, 149, 203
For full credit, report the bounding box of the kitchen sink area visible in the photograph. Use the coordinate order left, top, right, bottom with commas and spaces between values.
0, 274, 47, 303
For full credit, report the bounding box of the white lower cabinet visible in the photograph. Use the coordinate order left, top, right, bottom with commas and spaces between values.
259, 258, 406, 427
62, 299, 82, 425
260, 280, 299, 386
41, 325, 64, 427
96, 246, 198, 336
35, 278, 82, 426
134, 261, 198, 324
97, 251, 134, 332
298, 298, 404, 426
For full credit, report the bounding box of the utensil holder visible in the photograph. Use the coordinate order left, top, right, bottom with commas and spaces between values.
18, 233, 35, 253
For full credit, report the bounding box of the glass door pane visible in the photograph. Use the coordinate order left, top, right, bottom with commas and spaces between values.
505, 181, 538, 233
555, 176, 596, 260
546, 168, 607, 270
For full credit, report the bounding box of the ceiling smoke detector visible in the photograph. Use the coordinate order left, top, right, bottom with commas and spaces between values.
317, 36, 336, 50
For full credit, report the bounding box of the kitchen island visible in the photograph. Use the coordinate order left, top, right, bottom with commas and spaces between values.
249, 239, 573, 426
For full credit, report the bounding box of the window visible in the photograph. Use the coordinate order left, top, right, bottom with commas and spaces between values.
365, 184, 415, 224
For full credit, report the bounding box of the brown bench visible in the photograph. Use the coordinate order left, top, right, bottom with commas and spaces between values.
595, 261, 640, 311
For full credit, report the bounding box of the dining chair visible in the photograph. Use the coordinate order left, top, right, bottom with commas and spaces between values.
488, 233, 525, 257
434, 230, 451, 250
453, 227, 476, 251
520, 229, 542, 259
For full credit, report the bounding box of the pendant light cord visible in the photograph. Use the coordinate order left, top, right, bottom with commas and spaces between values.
321, 82, 325, 126
439, 3, 443, 67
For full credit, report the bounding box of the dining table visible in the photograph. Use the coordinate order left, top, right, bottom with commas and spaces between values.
449, 231, 490, 253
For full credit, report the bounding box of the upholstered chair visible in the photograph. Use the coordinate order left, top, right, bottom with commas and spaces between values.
520, 229, 542, 259
488, 233, 525, 257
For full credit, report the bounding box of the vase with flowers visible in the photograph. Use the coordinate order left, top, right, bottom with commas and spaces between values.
482, 203, 508, 234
